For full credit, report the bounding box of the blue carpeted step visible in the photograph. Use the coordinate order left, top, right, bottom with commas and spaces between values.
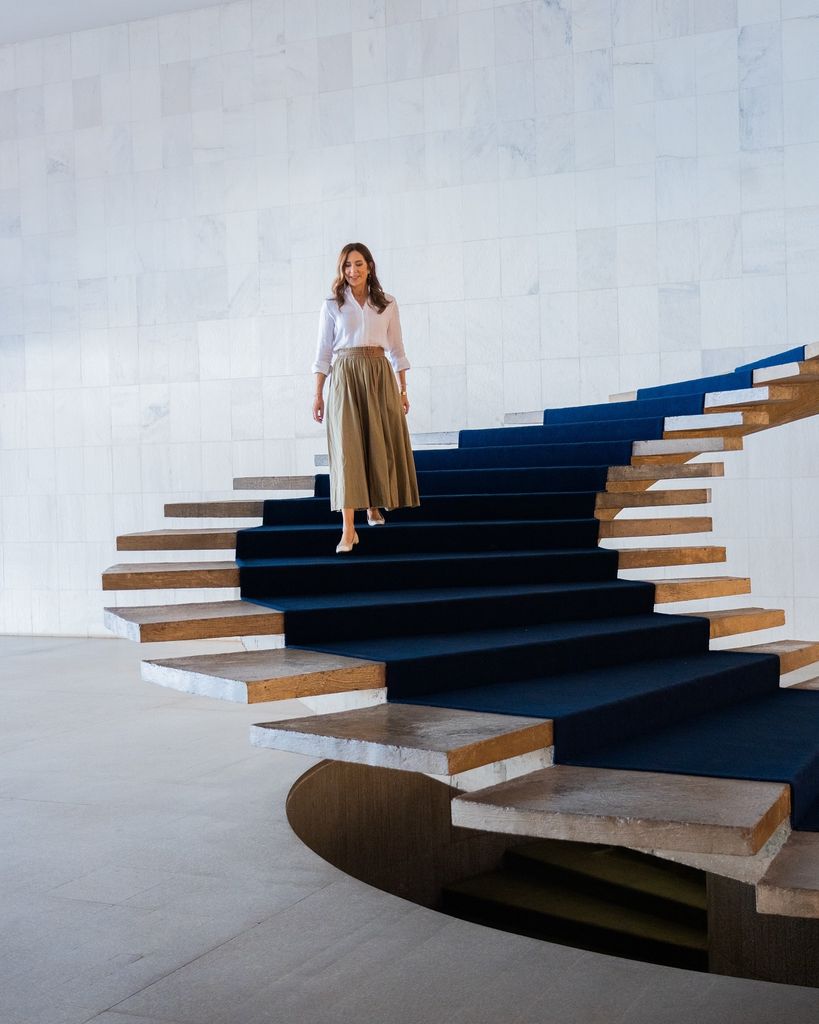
314, 466, 612, 497
263, 580, 656, 644
239, 547, 620, 597
237, 518, 600, 560
398, 651, 779, 763
458, 418, 665, 449
262, 491, 598, 526
411, 441, 634, 471
297, 613, 712, 699
637, 370, 753, 400
735, 346, 805, 371
569, 688, 819, 830
542, 394, 703, 425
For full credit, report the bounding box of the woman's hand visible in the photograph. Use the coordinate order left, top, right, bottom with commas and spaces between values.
312, 394, 324, 423
400, 391, 410, 415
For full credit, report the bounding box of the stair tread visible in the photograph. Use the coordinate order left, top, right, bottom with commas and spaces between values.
730, 640, 819, 675
104, 600, 283, 640
508, 840, 707, 910
451, 764, 790, 856
444, 870, 707, 951
251, 704, 553, 775
757, 832, 819, 917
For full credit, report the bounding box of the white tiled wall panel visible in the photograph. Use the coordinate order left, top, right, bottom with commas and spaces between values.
1, 0, 818, 636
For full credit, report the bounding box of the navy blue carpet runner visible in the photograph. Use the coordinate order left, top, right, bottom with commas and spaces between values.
237, 346, 819, 831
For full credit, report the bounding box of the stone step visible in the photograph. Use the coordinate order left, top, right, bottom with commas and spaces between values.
756, 832, 819, 918
650, 576, 752, 604
165, 500, 264, 518
704, 385, 799, 412
789, 675, 819, 691
451, 764, 790, 856
504, 411, 543, 425
104, 600, 283, 642
141, 648, 384, 703
663, 410, 769, 438
754, 360, 819, 386
616, 546, 726, 570
632, 436, 743, 460
250, 704, 553, 776
234, 476, 314, 490
730, 640, 819, 676
102, 561, 239, 590
681, 606, 785, 639
605, 463, 725, 493
598, 516, 712, 540
117, 528, 238, 551
594, 488, 711, 520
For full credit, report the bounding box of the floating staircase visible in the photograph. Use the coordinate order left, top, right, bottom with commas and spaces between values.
103, 342, 819, 929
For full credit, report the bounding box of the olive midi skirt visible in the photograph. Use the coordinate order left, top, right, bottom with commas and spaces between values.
326, 347, 420, 512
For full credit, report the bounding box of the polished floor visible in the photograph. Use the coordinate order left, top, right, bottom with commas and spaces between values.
2, 634, 819, 1024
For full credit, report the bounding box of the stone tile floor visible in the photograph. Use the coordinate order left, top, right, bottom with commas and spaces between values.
2, 634, 819, 1024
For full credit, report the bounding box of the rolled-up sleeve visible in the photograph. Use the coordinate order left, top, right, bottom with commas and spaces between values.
311, 300, 335, 375
385, 299, 410, 372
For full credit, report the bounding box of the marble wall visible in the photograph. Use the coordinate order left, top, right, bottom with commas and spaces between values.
1, 0, 818, 635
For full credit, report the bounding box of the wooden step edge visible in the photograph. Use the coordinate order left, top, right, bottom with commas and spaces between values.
617, 546, 726, 569
756, 832, 819, 918
102, 561, 239, 590
117, 529, 239, 551
704, 386, 798, 410
595, 488, 711, 520
729, 640, 819, 676
103, 601, 283, 642
632, 437, 743, 457
140, 649, 385, 703
450, 764, 791, 857
787, 675, 819, 690
234, 476, 314, 491
599, 516, 712, 539
164, 501, 264, 518
662, 423, 767, 440
680, 607, 786, 639
250, 705, 554, 776
606, 464, 725, 492
650, 576, 752, 604
754, 361, 819, 385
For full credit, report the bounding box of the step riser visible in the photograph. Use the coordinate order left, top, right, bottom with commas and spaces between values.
281, 584, 656, 645
263, 493, 598, 526
599, 518, 712, 539
385, 619, 711, 700
316, 468, 611, 497
237, 521, 601, 560
240, 550, 620, 598
459, 420, 664, 448
411, 443, 634, 472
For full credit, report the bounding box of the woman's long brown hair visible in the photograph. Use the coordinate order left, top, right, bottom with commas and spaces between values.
331, 242, 391, 313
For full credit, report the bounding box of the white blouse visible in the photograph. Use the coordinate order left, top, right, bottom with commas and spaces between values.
312, 288, 411, 376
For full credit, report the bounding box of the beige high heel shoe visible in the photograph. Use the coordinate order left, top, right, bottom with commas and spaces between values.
336, 531, 359, 554
367, 509, 385, 526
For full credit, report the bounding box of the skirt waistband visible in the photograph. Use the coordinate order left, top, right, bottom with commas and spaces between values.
334, 347, 385, 359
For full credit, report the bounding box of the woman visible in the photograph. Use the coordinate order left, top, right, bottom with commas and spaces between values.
312, 243, 420, 553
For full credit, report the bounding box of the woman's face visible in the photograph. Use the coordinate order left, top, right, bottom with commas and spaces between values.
343, 251, 369, 289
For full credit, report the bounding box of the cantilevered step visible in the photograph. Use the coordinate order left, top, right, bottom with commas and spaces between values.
606, 463, 724, 493
754, 360, 819, 386
663, 410, 768, 438
117, 528, 238, 551
594, 489, 711, 520
504, 410, 543, 425
650, 576, 751, 604
141, 648, 384, 703
598, 517, 712, 539
682, 607, 785, 639
756, 832, 819, 918
235, 476, 314, 490
704, 385, 799, 412
730, 640, 819, 676
616, 546, 726, 569
451, 765, 790, 856
632, 436, 742, 459
104, 601, 283, 642
102, 561, 239, 590
250, 704, 553, 775
165, 500, 264, 518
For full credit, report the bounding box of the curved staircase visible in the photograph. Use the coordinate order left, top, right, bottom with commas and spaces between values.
104, 342, 819, 926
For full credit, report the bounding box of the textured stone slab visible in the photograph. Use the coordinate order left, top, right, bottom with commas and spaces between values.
141, 648, 385, 703
234, 476, 314, 490
251, 704, 554, 775
704, 386, 797, 410
731, 640, 819, 676
117, 528, 239, 551
594, 488, 711, 520
599, 516, 712, 539
503, 410, 543, 424
102, 561, 239, 590
757, 833, 819, 917
164, 500, 265, 518
104, 601, 283, 642
754, 360, 819, 385
681, 607, 785, 639
451, 765, 790, 856
649, 576, 752, 603
632, 437, 742, 456
665, 412, 745, 431
617, 546, 726, 569
605, 463, 724, 493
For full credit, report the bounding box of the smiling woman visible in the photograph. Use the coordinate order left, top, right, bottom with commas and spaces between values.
312, 242, 420, 554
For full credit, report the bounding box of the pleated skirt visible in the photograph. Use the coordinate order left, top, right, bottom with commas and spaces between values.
326, 348, 420, 512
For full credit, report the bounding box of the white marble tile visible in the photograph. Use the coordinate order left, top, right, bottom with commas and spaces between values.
498, 177, 536, 237
614, 102, 656, 166
656, 97, 697, 157
700, 276, 742, 349
423, 73, 459, 131
574, 108, 614, 170
496, 62, 534, 122
572, 0, 613, 52
575, 167, 617, 228
500, 293, 538, 361
738, 0, 781, 23
698, 90, 740, 156
539, 291, 578, 359
385, 20, 423, 80
458, 9, 493, 69
656, 156, 697, 220
494, 3, 534, 65
617, 222, 657, 285
699, 213, 741, 278
613, 0, 654, 45
422, 15, 458, 75
576, 227, 617, 289
580, 353, 620, 402
533, 56, 574, 118
502, 358, 542, 413
742, 272, 786, 350
498, 118, 536, 178
784, 141, 819, 206
538, 231, 577, 292
462, 239, 501, 300
741, 208, 786, 273
784, 78, 819, 145
535, 114, 575, 174
654, 35, 696, 99
739, 84, 784, 150
618, 284, 659, 354
613, 44, 655, 107
578, 288, 618, 356
536, 173, 575, 234
782, 15, 819, 82
697, 154, 741, 215
658, 282, 700, 350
